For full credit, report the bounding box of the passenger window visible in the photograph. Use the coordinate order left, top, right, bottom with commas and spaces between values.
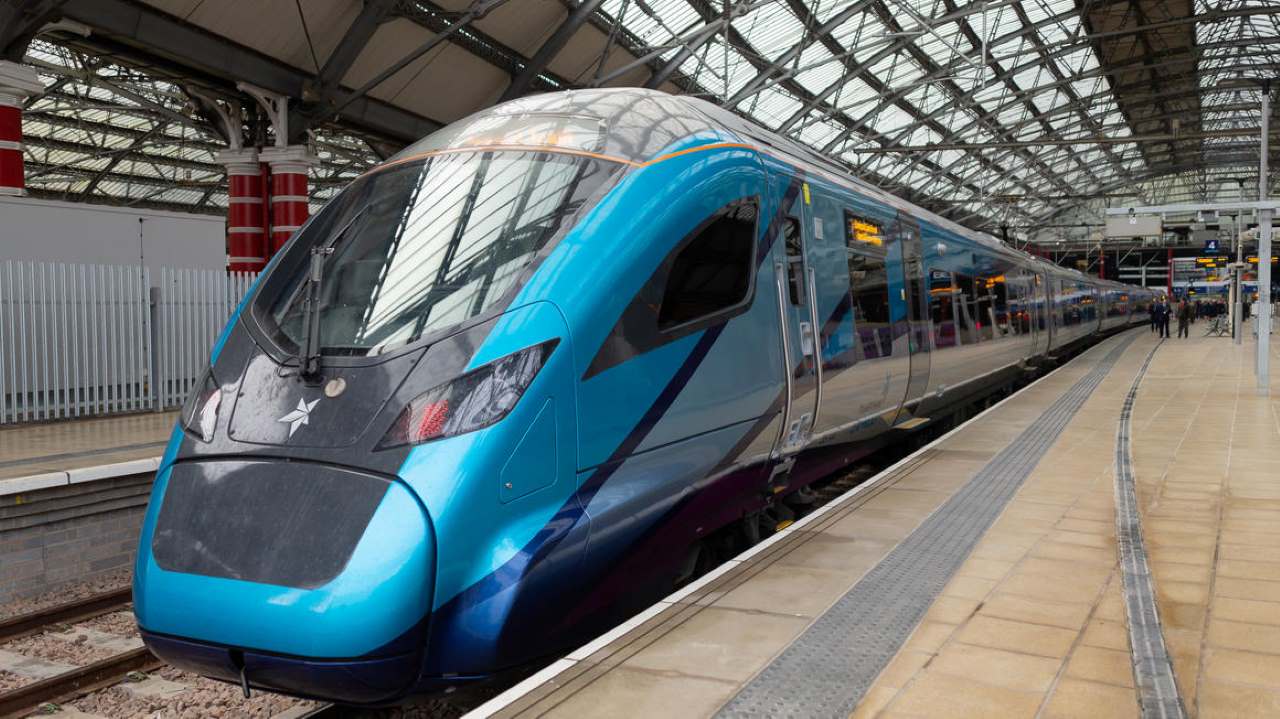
846, 213, 891, 359
930, 270, 959, 348
1034, 274, 1047, 331
657, 200, 757, 330
974, 272, 1010, 340
1005, 270, 1033, 336
953, 273, 978, 343
1059, 281, 1080, 326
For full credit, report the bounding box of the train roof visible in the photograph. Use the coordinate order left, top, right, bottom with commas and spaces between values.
392, 87, 1141, 293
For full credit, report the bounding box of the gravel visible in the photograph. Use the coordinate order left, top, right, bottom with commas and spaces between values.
78, 611, 138, 637
70, 665, 319, 718
0, 587, 484, 719
2, 630, 119, 666
0, 669, 30, 691
0, 568, 132, 620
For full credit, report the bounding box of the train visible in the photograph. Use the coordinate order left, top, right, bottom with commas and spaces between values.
133, 88, 1155, 705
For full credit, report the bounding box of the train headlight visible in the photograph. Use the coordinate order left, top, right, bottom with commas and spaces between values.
181, 370, 222, 443
377, 339, 558, 449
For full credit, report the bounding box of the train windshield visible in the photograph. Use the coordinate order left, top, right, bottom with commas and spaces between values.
257, 150, 617, 357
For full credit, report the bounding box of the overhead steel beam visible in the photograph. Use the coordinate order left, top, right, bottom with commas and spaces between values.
565, 0, 703, 97
674, 0, 1009, 207
23, 130, 217, 173
750, 0, 1062, 206
501, 0, 604, 101
330, 0, 511, 118
0, 0, 67, 60
640, 22, 722, 89
22, 186, 223, 215
726, 0, 878, 107
317, 0, 397, 90
27, 103, 221, 149
56, 0, 440, 144
864, 0, 1082, 195
858, 1, 1073, 196
847, 128, 1276, 152
81, 119, 170, 195
1035, 162, 1274, 224
397, 0, 570, 91
867, 50, 1280, 149
1106, 201, 1280, 215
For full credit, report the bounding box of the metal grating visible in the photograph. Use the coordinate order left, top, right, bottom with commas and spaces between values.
1113, 339, 1186, 719
717, 330, 1140, 719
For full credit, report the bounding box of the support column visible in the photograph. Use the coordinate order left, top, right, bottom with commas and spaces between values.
0, 61, 44, 196
1258, 80, 1272, 395
260, 145, 317, 256
217, 149, 265, 272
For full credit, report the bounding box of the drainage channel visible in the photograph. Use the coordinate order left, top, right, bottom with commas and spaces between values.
1113, 339, 1186, 719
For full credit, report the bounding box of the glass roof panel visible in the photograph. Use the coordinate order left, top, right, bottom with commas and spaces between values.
19, 0, 1278, 241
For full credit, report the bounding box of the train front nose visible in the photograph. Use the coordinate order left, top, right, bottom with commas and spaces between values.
134, 459, 435, 704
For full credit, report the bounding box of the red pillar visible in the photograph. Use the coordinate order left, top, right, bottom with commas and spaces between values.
260, 145, 317, 257
217, 149, 266, 272
0, 62, 44, 196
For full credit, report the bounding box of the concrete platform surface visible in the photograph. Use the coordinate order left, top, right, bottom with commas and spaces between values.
468, 330, 1280, 719
0, 411, 174, 482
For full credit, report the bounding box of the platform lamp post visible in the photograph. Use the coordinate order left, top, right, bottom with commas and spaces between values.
1234, 178, 1246, 345
1259, 79, 1273, 395
1219, 77, 1275, 393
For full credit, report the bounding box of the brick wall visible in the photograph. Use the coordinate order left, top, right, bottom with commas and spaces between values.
0, 475, 152, 604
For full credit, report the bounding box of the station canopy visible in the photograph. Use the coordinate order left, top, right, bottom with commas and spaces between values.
9, 0, 1279, 241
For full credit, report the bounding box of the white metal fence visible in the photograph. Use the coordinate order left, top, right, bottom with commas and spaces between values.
0, 261, 257, 424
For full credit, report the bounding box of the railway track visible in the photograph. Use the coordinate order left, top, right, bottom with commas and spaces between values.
295, 703, 342, 718
0, 587, 132, 644
0, 646, 161, 717
0, 587, 162, 718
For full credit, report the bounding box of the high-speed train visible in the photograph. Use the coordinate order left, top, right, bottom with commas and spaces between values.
134, 88, 1155, 704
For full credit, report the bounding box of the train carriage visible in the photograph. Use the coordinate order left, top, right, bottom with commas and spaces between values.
134, 88, 1154, 705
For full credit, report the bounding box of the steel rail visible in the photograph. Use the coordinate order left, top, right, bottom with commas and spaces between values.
0, 646, 161, 717
0, 587, 132, 644
294, 703, 344, 718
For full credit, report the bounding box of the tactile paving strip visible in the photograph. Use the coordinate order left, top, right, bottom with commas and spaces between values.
1114, 340, 1186, 719
716, 332, 1140, 719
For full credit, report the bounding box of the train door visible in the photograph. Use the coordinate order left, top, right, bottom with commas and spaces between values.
769, 181, 821, 467
894, 213, 930, 424
1042, 273, 1056, 352
1025, 270, 1043, 357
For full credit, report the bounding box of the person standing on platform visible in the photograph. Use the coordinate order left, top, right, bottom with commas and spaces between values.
1149, 299, 1160, 333
1161, 299, 1172, 338
1177, 300, 1192, 338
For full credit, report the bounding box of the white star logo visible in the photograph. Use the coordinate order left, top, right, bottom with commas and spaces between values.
277, 398, 320, 438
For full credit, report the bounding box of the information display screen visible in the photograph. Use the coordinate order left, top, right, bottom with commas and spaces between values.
845, 212, 883, 246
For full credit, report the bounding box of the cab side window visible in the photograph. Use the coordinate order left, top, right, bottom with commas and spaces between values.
657, 200, 757, 330
782, 216, 804, 306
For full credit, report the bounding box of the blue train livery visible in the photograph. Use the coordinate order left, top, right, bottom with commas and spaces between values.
133, 88, 1154, 705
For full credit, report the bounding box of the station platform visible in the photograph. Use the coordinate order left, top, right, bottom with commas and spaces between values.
1, 412, 174, 605
0, 412, 174, 489
470, 329, 1280, 719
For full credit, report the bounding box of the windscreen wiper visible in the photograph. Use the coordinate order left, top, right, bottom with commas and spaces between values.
298, 245, 334, 379
294, 205, 368, 380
